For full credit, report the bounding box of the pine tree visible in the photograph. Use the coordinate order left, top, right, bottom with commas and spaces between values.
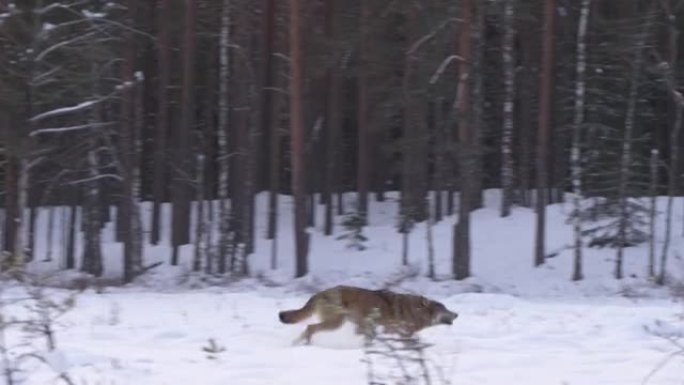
337, 211, 368, 251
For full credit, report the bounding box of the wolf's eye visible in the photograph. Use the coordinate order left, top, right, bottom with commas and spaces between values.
421, 298, 429, 307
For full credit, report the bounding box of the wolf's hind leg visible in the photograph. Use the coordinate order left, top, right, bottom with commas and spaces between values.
292, 315, 345, 346
355, 320, 375, 340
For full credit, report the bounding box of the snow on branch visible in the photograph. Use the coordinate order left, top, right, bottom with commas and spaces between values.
35, 31, 96, 62
29, 98, 106, 123
34, 1, 89, 16
30, 122, 115, 137
430, 55, 465, 84
406, 17, 459, 57
66, 173, 123, 185
31, 66, 63, 86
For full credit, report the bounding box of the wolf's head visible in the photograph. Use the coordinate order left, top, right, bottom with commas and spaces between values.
422, 298, 458, 326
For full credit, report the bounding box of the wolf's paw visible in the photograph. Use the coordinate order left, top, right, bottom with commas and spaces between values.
291, 336, 310, 346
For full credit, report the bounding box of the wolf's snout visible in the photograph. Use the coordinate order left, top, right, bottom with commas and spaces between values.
442, 311, 458, 325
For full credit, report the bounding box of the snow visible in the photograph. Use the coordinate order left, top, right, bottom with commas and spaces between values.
42, 23, 56, 33
29, 100, 99, 122
3, 189, 684, 384
29, 122, 115, 137
81, 10, 106, 19
2, 287, 682, 384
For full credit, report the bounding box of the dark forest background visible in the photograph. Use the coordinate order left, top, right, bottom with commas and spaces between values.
1, 0, 683, 285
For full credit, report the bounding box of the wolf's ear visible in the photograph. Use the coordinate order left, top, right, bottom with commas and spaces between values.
421, 297, 429, 307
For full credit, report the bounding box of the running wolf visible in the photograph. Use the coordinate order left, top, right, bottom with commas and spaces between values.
278, 285, 458, 345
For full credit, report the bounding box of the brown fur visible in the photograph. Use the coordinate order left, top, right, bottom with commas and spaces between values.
278, 285, 458, 345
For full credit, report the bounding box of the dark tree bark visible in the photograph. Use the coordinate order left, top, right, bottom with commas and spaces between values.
453, 0, 474, 280
470, 0, 486, 211
289, 0, 310, 277
323, 0, 340, 235
27, 196, 37, 263
657, 0, 681, 285
119, 0, 144, 283
357, 0, 370, 219
534, 0, 556, 267
65, 197, 77, 270
570, 0, 591, 281
151, 0, 171, 246
265, 0, 279, 242
81, 141, 103, 277
517, 16, 536, 208
2, 118, 18, 265
401, 7, 428, 227
171, 0, 197, 265
243, 9, 260, 262
81, 65, 104, 277
217, 0, 232, 274
323, 0, 340, 236
432, 98, 445, 223
268, 79, 283, 268
500, 0, 516, 218
228, 69, 246, 272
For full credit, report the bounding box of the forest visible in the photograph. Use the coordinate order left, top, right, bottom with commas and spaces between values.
1, 0, 684, 286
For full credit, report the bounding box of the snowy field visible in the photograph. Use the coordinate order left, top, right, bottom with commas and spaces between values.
2, 190, 684, 384
3, 287, 682, 385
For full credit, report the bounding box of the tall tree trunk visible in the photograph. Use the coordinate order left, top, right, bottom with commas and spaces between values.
264, 0, 279, 243
244, 11, 260, 263
65, 197, 77, 270
44, 205, 55, 262
120, 1, 144, 283
82, 141, 103, 277
266, 14, 283, 269
228, 8, 258, 275
13, 158, 28, 267
82, 66, 104, 277
289, 0, 310, 278
453, 0, 474, 280
658, 1, 681, 285
470, 0, 486, 210
659, 106, 679, 285
534, 0, 556, 267
357, 0, 370, 219
426, 208, 436, 279
27, 198, 37, 263
571, 0, 591, 281
517, 19, 535, 208
193, 154, 206, 272
242, 58, 258, 274
151, 0, 171, 246
2, 118, 18, 268
323, 0, 340, 236
401, 8, 428, 228
615, 8, 651, 279
267, 76, 284, 269
500, 0, 516, 218
373, 130, 387, 202
649, 148, 658, 279
268, 80, 282, 268
171, 0, 197, 266
217, 0, 232, 274
433, 98, 445, 223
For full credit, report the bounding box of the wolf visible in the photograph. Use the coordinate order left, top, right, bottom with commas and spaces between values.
278, 285, 458, 345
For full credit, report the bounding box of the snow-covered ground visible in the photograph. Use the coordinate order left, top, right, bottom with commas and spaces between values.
3, 287, 682, 385
2, 190, 684, 384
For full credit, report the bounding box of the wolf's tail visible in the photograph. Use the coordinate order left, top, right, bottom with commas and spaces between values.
278, 297, 315, 324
